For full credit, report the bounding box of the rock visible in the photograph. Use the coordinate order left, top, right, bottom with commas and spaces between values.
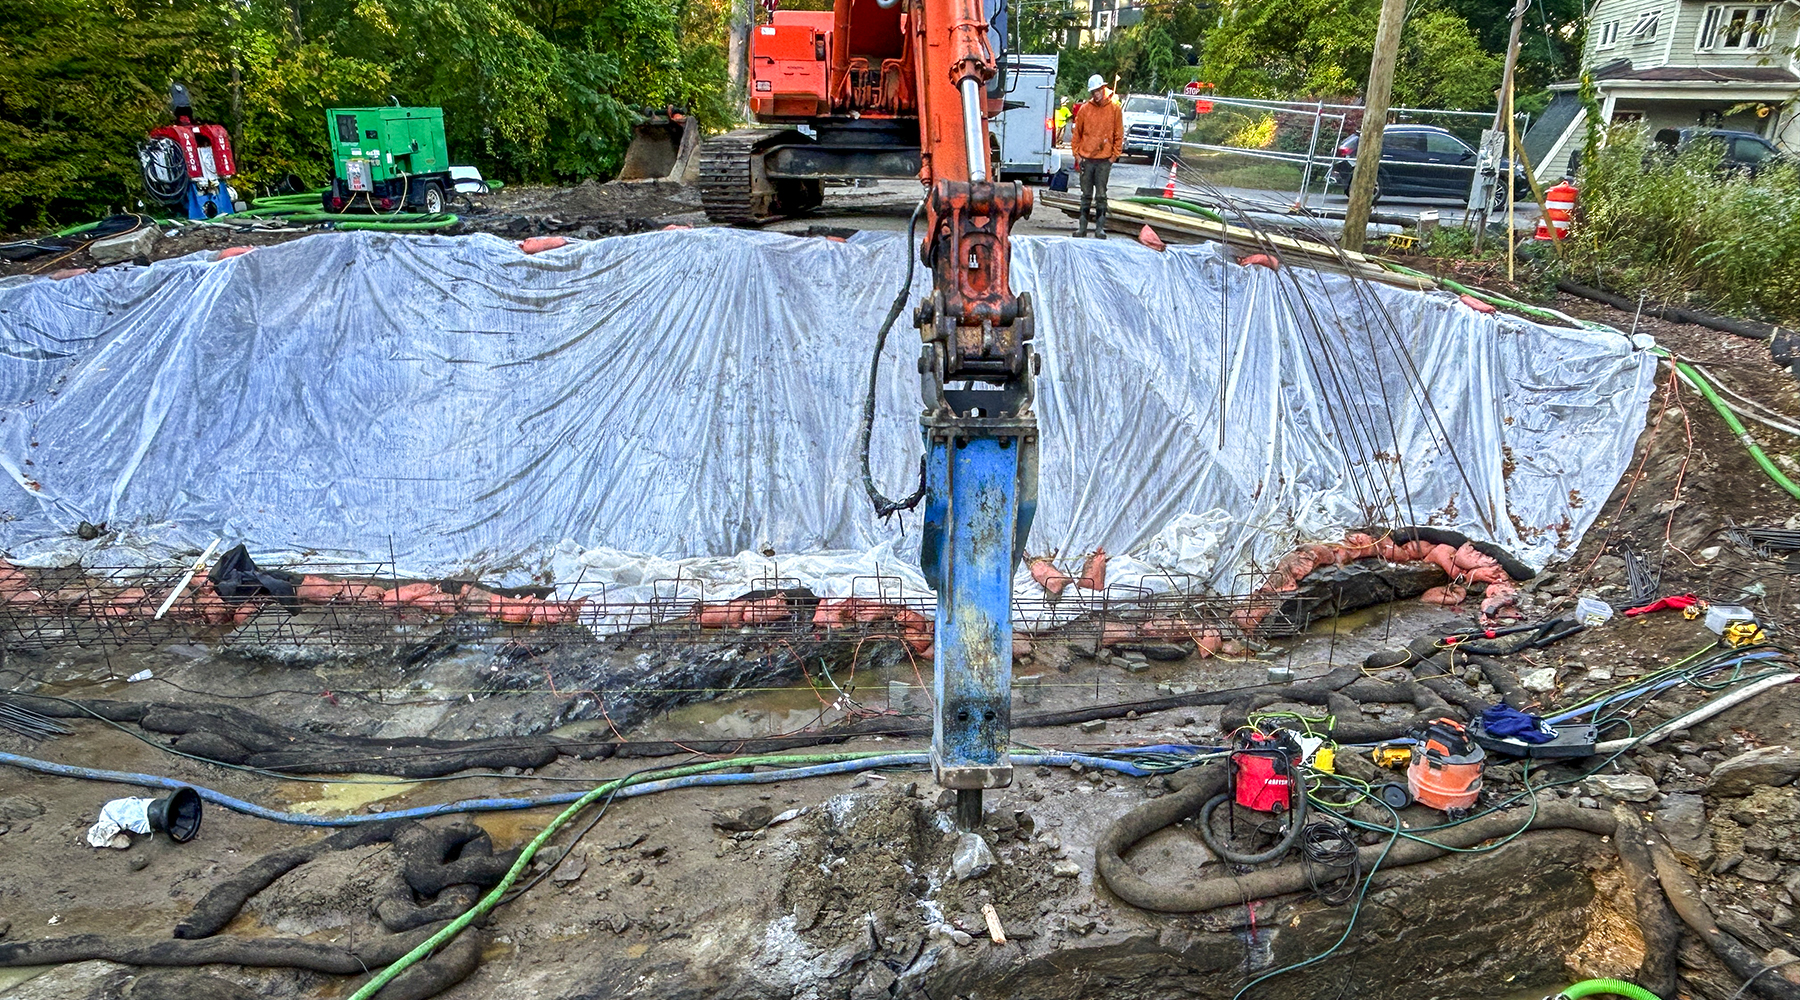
1715, 906, 1779, 950
952, 833, 995, 881
1078, 719, 1107, 734
1520, 667, 1558, 693
1709, 746, 1800, 798
129, 854, 151, 872
1680, 754, 1713, 777
1052, 859, 1081, 878
1578, 796, 1601, 809
1737, 858, 1782, 883
1653, 793, 1714, 866
89, 226, 158, 265
712, 805, 774, 832
1581, 773, 1658, 803
550, 854, 588, 884
1765, 949, 1800, 987
0, 796, 45, 821
947, 927, 974, 946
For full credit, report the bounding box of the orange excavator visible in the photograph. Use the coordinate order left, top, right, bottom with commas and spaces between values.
700, 0, 1016, 225
708, 0, 1037, 827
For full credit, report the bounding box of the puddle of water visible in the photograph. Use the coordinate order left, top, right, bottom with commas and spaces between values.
627, 658, 927, 741
1304, 602, 1400, 635
278, 774, 420, 815
474, 809, 551, 850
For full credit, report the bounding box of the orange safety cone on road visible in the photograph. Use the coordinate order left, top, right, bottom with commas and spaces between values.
1161, 161, 1178, 198
1535, 181, 1578, 241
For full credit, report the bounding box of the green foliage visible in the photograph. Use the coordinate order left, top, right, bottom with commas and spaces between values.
1568, 126, 1800, 324
1197, 0, 1499, 111
1055, 4, 1203, 99
0, 0, 232, 226
0, 0, 737, 228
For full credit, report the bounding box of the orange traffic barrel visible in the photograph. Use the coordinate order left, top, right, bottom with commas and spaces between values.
1536, 181, 1578, 241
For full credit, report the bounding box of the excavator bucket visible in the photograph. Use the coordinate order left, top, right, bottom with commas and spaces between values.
617, 112, 701, 183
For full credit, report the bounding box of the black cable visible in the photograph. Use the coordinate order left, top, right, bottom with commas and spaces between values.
139, 138, 190, 204
496, 763, 660, 905
1298, 818, 1360, 906
1728, 957, 1800, 1000
859, 200, 929, 518
1198, 785, 1309, 865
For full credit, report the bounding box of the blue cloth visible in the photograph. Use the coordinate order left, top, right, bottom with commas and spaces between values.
1481, 703, 1557, 744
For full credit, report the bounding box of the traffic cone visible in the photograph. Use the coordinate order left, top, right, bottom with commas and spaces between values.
1161, 161, 1178, 198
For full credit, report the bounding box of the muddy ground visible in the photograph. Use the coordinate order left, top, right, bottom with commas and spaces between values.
2, 184, 1800, 1000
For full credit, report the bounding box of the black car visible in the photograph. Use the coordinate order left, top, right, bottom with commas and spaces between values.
1328, 124, 1530, 206
1651, 128, 1788, 176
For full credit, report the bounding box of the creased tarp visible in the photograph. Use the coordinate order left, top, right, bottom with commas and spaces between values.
0, 229, 1655, 604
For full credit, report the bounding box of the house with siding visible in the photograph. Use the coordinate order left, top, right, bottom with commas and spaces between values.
1522, 0, 1800, 181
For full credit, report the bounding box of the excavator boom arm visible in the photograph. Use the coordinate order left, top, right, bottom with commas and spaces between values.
904, 0, 1037, 821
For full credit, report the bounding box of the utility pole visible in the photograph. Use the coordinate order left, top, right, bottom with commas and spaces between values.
1473, 0, 1528, 251
728, 0, 754, 116
1341, 0, 1407, 253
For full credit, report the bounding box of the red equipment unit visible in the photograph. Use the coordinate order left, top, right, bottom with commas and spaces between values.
1231, 730, 1298, 813
140, 85, 238, 220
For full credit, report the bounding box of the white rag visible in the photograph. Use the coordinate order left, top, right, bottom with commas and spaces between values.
85, 797, 155, 848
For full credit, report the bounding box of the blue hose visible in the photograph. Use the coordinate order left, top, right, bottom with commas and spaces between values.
0, 749, 1158, 826
1544, 651, 1784, 724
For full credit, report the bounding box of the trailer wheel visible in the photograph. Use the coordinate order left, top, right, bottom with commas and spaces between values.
422, 182, 445, 215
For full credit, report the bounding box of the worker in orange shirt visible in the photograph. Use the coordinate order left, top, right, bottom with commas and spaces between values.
1070, 74, 1124, 238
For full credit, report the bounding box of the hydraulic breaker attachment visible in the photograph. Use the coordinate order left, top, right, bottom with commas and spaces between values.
917, 293, 1039, 828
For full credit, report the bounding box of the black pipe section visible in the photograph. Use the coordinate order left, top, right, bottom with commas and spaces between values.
1557, 278, 1787, 343
177, 820, 406, 939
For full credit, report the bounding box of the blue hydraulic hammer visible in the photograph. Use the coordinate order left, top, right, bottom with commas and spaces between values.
915, 287, 1039, 830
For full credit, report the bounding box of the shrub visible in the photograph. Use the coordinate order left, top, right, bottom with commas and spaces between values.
1567, 126, 1800, 325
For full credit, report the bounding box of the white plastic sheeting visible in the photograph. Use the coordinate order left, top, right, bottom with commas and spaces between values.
0, 229, 1655, 606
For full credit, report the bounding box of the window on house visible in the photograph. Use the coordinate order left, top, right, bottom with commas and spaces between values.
1630, 10, 1660, 38
1598, 19, 1620, 46
1699, 5, 1771, 48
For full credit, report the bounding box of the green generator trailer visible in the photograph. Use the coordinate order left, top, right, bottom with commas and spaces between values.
325, 106, 454, 214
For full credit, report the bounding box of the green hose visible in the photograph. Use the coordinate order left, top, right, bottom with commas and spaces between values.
1124, 195, 1227, 223
345, 750, 895, 1000
1665, 354, 1800, 502
1557, 978, 1665, 1000
242, 192, 459, 231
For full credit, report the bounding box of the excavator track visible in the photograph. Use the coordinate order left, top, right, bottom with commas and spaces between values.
698, 127, 786, 225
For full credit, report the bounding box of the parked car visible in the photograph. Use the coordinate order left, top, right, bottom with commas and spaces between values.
1328, 124, 1530, 207
1119, 93, 1186, 161
1651, 128, 1789, 176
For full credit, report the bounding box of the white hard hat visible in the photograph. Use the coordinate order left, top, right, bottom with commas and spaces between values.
1087, 74, 1106, 92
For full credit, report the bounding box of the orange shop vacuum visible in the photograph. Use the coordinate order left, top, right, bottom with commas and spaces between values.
1407, 718, 1485, 813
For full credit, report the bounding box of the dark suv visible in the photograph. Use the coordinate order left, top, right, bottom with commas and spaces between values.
1328, 124, 1530, 206
1651, 128, 1788, 176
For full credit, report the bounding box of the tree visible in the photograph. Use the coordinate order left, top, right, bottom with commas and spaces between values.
0, 0, 738, 228
1198, 0, 1499, 110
